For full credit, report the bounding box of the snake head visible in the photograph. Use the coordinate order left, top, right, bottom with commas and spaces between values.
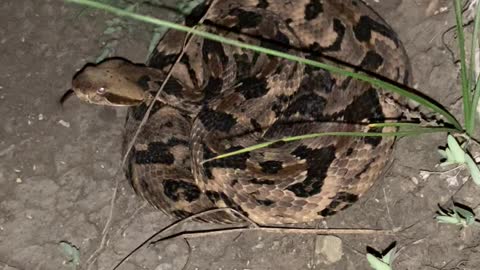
62, 59, 153, 107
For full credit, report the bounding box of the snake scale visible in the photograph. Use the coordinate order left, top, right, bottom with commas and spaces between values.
68, 0, 411, 225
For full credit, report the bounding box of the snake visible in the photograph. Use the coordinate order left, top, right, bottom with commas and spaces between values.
64, 0, 411, 225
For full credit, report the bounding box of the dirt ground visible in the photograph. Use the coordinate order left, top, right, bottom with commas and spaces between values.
2, 0, 480, 269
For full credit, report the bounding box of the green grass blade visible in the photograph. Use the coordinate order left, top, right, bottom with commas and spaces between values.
454, 0, 472, 131
470, 74, 480, 131
468, 2, 480, 134
368, 122, 437, 128
202, 127, 458, 163
64, 0, 463, 130
469, 1, 480, 85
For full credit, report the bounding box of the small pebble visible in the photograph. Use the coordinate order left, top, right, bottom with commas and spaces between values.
315, 235, 343, 265
411, 177, 419, 185
16, 178, 22, 183
58, 120, 70, 128
38, 114, 44, 121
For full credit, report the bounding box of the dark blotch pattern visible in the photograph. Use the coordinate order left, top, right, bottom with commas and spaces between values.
259, 160, 283, 174
353, 16, 399, 47
287, 145, 336, 197
179, 54, 199, 88
301, 65, 335, 94
316, 18, 345, 52
198, 108, 237, 132
364, 127, 383, 147
202, 145, 250, 179
148, 52, 179, 69
162, 78, 184, 98
250, 119, 263, 132
136, 75, 151, 91
271, 94, 291, 117
343, 88, 384, 123
135, 138, 188, 165
230, 8, 263, 29
203, 77, 224, 102
237, 77, 269, 99
234, 53, 252, 78
360, 50, 384, 71
305, 0, 323, 20
256, 0, 269, 8
284, 93, 327, 119
163, 179, 201, 202
260, 36, 290, 53
318, 192, 359, 217
202, 39, 229, 67
250, 178, 276, 185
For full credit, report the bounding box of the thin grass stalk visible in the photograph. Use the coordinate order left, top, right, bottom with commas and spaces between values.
471, 74, 480, 130
65, 0, 463, 130
203, 128, 459, 162
368, 122, 438, 128
454, 0, 472, 131
468, 1, 480, 134
469, 0, 480, 85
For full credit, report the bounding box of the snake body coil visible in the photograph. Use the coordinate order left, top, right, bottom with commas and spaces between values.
71, 0, 411, 225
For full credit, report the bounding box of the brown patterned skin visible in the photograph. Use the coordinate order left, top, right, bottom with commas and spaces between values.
70, 0, 411, 225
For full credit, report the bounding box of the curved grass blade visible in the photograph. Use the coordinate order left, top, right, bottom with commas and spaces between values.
468, 0, 480, 87
368, 122, 439, 128
466, 1, 480, 134
470, 74, 480, 133
447, 134, 466, 163
366, 254, 392, 270
465, 153, 480, 186
454, 0, 472, 130
64, 0, 462, 130
202, 127, 458, 163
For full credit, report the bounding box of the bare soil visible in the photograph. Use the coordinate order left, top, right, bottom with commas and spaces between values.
1, 0, 480, 269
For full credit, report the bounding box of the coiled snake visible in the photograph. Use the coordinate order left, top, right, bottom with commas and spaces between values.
65, 0, 411, 225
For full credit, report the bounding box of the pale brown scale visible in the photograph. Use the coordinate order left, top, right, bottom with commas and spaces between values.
68, 0, 411, 225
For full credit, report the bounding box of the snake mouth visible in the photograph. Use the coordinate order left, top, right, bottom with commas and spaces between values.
59, 89, 75, 106
103, 92, 144, 106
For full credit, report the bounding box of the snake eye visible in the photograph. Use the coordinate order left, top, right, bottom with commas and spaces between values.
96, 87, 106, 95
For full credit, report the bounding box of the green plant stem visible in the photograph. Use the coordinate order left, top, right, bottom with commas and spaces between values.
454, 0, 472, 132
368, 122, 436, 128
468, 1, 480, 134
65, 0, 463, 131
471, 75, 480, 132
203, 127, 459, 162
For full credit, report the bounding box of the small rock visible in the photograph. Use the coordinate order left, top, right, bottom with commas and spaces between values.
58, 120, 70, 128
315, 235, 343, 265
